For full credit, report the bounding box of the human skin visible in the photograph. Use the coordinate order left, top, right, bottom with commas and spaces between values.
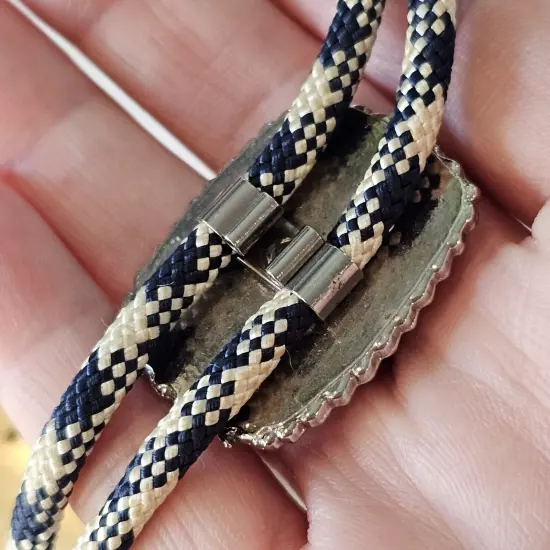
1, 1, 549, 548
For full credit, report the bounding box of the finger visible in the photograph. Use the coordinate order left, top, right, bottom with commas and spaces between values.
21, 0, 391, 171
0, 4, 204, 302
0, 180, 307, 548
442, 0, 550, 224
275, 0, 550, 226
277, 203, 550, 549
0, 182, 113, 439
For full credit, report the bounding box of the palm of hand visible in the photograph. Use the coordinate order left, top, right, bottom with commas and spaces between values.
1, 1, 549, 549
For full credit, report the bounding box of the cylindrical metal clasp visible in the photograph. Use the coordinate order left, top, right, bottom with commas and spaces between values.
200, 177, 283, 256
287, 244, 363, 320
266, 226, 324, 285
200, 176, 363, 321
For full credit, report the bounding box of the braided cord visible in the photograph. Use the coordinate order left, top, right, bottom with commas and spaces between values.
9, 2, 385, 549
9, 222, 233, 550
248, 0, 385, 203
329, 0, 456, 267
74, 2, 456, 549
77, 291, 317, 548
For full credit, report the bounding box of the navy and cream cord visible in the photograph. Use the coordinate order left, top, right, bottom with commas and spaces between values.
8, 1, 386, 548
71, 1, 457, 548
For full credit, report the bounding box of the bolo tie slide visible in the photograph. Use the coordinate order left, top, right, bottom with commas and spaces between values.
8, 1, 478, 548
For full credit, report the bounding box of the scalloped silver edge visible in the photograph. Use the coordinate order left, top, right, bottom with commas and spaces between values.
236, 151, 479, 450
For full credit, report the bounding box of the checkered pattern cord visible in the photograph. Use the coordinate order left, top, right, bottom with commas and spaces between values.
248, 0, 385, 202
328, 0, 456, 267
65, 2, 456, 549
8, 1, 385, 548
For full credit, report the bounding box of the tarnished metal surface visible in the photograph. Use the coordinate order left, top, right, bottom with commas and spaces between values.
134, 108, 478, 449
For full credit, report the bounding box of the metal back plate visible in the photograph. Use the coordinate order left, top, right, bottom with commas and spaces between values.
133, 109, 477, 450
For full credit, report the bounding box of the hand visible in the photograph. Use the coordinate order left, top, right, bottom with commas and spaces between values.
1, 1, 549, 548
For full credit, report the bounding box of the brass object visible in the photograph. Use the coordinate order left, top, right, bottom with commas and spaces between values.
133, 108, 478, 450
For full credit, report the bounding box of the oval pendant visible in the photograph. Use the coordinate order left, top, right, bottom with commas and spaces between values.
133, 107, 478, 450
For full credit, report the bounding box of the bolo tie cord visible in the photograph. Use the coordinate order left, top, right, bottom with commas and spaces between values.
76, 1, 456, 548
9, 1, 456, 549
9, 1, 386, 548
